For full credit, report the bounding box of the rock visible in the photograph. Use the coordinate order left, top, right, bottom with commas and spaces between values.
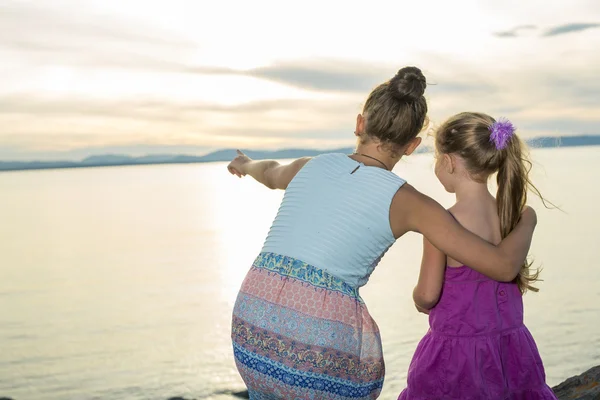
164, 391, 248, 400
553, 365, 600, 400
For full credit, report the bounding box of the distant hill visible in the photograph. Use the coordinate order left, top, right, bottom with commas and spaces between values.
1, 135, 598, 172
527, 135, 600, 148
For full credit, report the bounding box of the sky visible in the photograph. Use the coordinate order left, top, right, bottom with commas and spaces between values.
1, 0, 599, 160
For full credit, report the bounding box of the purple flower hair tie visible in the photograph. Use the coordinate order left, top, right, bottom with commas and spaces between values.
489, 117, 515, 150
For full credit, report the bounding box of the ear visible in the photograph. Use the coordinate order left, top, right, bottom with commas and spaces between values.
404, 137, 422, 156
355, 114, 365, 136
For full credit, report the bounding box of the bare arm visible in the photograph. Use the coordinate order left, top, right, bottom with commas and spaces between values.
413, 236, 446, 310
227, 150, 311, 190
391, 184, 536, 282
414, 303, 430, 315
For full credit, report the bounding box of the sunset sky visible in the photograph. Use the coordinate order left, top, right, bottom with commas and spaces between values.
1, 0, 599, 160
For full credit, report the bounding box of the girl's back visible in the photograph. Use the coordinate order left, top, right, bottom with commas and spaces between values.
431, 201, 526, 337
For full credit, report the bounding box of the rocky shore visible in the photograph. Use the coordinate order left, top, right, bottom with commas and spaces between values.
196, 366, 600, 399
551, 365, 600, 400
211, 367, 600, 400
1, 366, 598, 399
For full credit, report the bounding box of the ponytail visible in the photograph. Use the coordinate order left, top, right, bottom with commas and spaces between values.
496, 137, 541, 293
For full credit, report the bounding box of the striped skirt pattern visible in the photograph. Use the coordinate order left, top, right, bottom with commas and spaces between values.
231, 252, 384, 399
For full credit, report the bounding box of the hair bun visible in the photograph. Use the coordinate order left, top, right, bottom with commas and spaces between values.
389, 66, 426, 102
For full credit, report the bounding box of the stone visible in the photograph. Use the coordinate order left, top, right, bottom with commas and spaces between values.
553, 365, 600, 400
232, 390, 250, 398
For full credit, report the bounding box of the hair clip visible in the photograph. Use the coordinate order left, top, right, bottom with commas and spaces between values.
489, 118, 515, 150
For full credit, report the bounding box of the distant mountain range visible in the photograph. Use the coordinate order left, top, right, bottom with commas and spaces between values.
1, 135, 599, 172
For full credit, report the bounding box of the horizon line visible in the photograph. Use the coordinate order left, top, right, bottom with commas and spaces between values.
1, 134, 599, 172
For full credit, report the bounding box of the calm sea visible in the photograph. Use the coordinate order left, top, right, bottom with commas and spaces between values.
1, 147, 599, 400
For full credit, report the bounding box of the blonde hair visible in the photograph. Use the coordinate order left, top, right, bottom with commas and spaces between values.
435, 112, 549, 293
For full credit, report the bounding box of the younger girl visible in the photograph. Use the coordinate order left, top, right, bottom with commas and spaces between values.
399, 112, 556, 399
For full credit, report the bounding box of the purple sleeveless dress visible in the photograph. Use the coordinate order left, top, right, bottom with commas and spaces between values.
398, 265, 557, 400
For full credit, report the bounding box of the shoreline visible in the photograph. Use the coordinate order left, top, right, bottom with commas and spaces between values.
1, 142, 599, 174
1, 365, 597, 400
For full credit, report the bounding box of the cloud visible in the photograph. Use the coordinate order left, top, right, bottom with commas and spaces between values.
493, 25, 537, 38
407, 52, 600, 140
0, 95, 356, 122
188, 60, 498, 94
542, 23, 600, 37
185, 61, 392, 93
1, 0, 598, 161
0, 1, 198, 69
2, 50, 599, 160
517, 118, 600, 134
0, 2, 420, 95
246, 62, 391, 92
0, 94, 360, 158
0, 128, 354, 161
493, 22, 600, 38
0, 6, 394, 93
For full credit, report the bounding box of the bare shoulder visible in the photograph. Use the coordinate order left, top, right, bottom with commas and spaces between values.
447, 203, 467, 221
391, 184, 438, 214
391, 183, 422, 203
448, 203, 480, 232
449, 199, 501, 249
290, 156, 312, 169
266, 157, 312, 190
283, 156, 312, 179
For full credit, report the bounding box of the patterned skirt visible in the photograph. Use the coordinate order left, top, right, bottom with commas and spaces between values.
231, 252, 385, 399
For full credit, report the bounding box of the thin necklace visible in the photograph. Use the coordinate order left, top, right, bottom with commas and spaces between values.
353, 152, 390, 171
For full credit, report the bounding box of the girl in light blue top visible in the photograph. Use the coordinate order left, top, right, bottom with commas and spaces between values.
226, 67, 537, 400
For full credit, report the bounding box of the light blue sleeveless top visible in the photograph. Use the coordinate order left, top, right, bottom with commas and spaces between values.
261, 153, 406, 288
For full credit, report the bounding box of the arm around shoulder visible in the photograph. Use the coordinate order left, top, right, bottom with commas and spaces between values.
390, 185, 537, 282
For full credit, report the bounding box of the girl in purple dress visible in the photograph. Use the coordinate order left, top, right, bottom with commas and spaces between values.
398, 112, 557, 399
